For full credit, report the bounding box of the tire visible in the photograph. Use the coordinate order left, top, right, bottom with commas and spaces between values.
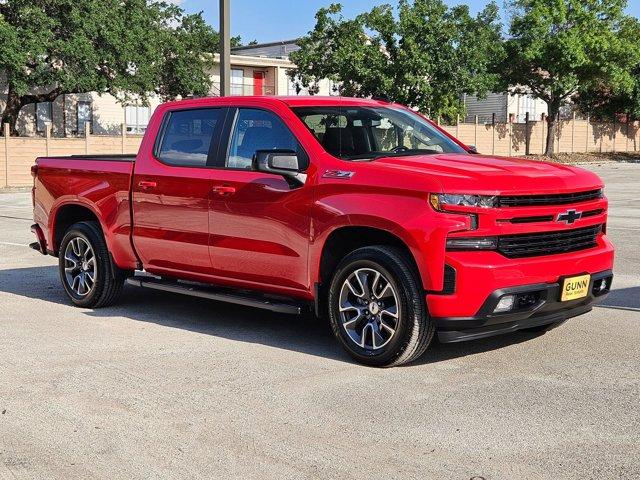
58, 221, 126, 308
327, 246, 434, 367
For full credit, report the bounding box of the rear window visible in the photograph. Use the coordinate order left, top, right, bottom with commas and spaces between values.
157, 109, 222, 167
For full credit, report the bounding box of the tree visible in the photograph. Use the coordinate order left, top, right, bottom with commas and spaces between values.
576, 17, 640, 122
500, 0, 640, 156
289, 1, 504, 121
576, 65, 640, 121
0, 0, 223, 135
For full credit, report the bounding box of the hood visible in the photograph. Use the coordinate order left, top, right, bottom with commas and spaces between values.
371, 153, 603, 194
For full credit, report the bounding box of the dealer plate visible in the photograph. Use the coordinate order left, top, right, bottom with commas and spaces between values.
561, 274, 591, 302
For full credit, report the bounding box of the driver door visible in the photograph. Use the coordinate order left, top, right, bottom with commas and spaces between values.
208, 107, 312, 293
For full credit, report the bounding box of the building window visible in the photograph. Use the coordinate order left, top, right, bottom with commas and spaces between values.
126, 105, 150, 134
36, 102, 53, 133
77, 101, 92, 134
231, 69, 244, 96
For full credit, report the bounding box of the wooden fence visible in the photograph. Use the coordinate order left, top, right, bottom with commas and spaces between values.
2, 115, 639, 187
439, 114, 640, 158
0, 122, 143, 187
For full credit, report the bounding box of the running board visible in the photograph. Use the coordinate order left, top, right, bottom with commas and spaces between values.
126, 276, 305, 315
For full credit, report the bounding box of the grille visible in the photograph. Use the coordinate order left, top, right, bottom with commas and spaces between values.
498, 225, 602, 258
498, 189, 602, 207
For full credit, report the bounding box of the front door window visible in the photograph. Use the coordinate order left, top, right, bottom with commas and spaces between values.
226, 108, 302, 170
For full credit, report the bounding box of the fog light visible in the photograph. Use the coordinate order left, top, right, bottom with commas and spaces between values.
494, 295, 515, 313
599, 279, 608, 292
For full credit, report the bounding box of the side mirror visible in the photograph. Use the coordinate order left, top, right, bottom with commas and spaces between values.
467, 145, 479, 154
253, 149, 301, 177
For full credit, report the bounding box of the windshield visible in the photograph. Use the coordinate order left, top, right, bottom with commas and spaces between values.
292, 105, 466, 160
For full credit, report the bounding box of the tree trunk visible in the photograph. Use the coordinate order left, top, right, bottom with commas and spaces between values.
1, 86, 63, 136
2, 87, 22, 136
544, 101, 561, 157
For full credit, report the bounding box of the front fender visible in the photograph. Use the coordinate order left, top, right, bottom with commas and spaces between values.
310, 191, 470, 291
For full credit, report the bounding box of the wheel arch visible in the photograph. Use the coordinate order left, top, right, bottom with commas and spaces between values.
314, 225, 429, 317
319, 225, 422, 282
50, 202, 103, 255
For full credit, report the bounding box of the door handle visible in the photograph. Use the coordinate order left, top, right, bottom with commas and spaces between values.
212, 185, 236, 196
138, 180, 157, 190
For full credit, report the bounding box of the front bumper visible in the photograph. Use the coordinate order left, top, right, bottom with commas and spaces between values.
433, 269, 612, 343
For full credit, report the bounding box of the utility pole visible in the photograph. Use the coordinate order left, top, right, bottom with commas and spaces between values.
219, 0, 231, 97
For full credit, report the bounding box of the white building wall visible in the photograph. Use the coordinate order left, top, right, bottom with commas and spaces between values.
507, 92, 548, 122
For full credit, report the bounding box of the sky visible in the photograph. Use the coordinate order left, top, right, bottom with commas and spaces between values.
178, 0, 640, 44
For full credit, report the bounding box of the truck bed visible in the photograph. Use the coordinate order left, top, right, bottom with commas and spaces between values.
33, 155, 138, 267
49, 154, 136, 162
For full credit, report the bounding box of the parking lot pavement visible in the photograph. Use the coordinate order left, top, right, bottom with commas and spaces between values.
0, 163, 638, 480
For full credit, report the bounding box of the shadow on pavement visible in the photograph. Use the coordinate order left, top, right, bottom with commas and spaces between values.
0, 265, 574, 366
595, 286, 640, 312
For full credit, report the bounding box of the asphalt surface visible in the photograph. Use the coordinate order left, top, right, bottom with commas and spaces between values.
0, 163, 638, 480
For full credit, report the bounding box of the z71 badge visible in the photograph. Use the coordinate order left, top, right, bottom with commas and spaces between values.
323, 170, 355, 179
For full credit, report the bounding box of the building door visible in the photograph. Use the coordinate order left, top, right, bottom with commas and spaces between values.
253, 71, 265, 96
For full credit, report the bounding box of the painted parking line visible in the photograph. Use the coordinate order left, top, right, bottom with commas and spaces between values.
0, 215, 32, 221
0, 242, 28, 247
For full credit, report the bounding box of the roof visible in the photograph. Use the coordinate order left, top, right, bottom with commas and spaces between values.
278, 96, 393, 107
231, 39, 301, 52
159, 96, 394, 110
211, 53, 294, 68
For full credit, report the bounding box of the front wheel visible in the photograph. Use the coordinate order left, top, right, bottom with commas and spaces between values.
58, 221, 126, 308
327, 246, 434, 367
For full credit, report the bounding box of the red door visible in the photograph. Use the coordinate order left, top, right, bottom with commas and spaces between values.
253, 71, 265, 96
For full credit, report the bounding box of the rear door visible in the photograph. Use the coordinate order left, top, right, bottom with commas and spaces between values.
132, 107, 228, 277
207, 106, 312, 293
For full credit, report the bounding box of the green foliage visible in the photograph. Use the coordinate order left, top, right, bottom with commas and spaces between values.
576, 68, 640, 121
0, 0, 223, 134
575, 17, 640, 120
500, 0, 640, 154
289, 1, 504, 121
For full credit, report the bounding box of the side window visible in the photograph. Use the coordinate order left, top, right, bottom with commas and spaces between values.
157, 109, 222, 167
227, 108, 302, 170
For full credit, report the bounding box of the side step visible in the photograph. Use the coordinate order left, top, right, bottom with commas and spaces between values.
126, 276, 306, 315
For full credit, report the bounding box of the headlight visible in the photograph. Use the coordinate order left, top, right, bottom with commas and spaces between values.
429, 193, 497, 211
446, 237, 498, 250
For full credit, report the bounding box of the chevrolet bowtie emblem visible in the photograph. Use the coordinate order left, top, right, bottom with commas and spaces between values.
557, 209, 582, 224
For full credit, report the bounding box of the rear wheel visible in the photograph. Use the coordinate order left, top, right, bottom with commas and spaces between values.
58, 221, 127, 308
327, 246, 434, 367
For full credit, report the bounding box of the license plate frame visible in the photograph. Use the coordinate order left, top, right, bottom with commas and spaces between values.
560, 274, 591, 302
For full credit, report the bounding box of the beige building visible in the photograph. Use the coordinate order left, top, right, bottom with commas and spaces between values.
1, 40, 335, 137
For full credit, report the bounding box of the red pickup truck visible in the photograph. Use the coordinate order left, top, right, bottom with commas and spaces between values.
30, 96, 614, 366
